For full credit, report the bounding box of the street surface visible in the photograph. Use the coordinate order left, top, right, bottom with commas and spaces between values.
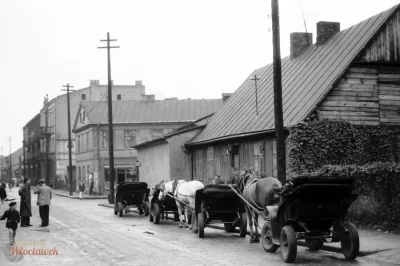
0, 188, 396, 266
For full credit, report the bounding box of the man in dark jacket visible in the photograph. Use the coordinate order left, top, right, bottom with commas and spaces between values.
0, 183, 7, 214
89, 178, 94, 195
18, 178, 32, 227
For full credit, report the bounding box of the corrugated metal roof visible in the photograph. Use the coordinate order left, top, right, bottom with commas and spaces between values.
188, 4, 399, 146
81, 99, 223, 124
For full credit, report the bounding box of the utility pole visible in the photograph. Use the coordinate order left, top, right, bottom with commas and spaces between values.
98, 32, 119, 204
251, 75, 261, 115
271, 0, 286, 184
61, 84, 75, 196
45, 97, 50, 184
9, 137, 12, 184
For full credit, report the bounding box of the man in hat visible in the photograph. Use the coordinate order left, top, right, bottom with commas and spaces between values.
34, 179, 52, 227
78, 180, 85, 200
18, 177, 32, 227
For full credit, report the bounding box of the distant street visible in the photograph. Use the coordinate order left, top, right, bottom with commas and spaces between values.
0, 188, 393, 266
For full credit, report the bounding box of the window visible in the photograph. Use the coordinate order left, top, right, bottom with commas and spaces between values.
86, 132, 90, 151
196, 150, 203, 180
81, 94, 86, 100
78, 167, 81, 181
103, 131, 109, 148
117, 94, 122, 100
83, 166, 86, 181
253, 142, 265, 175
87, 166, 90, 175
77, 135, 80, 152
207, 147, 214, 179
124, 130, 136, 148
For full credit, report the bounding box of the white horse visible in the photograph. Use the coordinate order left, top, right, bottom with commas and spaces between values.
159, 179, 204, 229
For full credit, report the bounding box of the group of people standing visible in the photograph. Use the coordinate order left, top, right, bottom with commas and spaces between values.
0, 178, 52, 245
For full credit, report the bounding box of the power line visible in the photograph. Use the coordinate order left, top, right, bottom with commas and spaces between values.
298, 0, 308, 34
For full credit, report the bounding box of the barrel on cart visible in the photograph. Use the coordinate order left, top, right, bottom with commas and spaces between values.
114, 182, 150, 217
194, 184, 247, 238
149, 188, 180, 224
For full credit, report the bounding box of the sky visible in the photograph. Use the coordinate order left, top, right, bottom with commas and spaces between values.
0, 0, 399, 154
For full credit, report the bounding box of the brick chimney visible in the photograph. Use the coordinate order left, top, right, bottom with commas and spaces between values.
290, 32, 312, 59
317, 21, 340, 46
90, 80, 100, 86
222, 93, 233, 103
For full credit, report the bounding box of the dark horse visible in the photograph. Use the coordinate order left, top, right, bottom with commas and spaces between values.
234, 170, 282, 243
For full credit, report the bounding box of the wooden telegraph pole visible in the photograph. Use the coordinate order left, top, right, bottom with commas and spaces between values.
98, 32, 119, 204
271, 0, 286, 184
61, 84, 75, 196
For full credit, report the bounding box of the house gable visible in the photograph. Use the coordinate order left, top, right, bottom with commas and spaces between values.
73, 104, 92, 132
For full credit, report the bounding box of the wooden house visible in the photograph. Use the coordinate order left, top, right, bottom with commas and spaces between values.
185, 4, 400, 184
133, 115, 213, 189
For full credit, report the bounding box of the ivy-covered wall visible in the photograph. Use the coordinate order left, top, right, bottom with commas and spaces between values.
287, 120, 400, 230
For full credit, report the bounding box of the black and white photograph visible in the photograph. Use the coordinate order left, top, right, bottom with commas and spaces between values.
1, 0, 400, 265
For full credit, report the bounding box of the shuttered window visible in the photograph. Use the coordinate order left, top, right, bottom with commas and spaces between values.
196, 150, 203, 180
207, 147, 214, 179
253, 142, 265, 175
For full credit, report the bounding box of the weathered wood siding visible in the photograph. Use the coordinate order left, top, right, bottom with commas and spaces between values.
191, 137, 277, 184
355, 10, 400, 63
318, 64, 400, 126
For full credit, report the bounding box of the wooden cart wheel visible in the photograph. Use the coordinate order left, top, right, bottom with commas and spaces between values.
261, 222, 278, 253
192, 212, 198, 233
306, 238, 324, 251
341, 222, 359, 260
239, 212, 247, 237
198, 213, 205, 238
280, 225, 297, 263
153, 203, 161, 224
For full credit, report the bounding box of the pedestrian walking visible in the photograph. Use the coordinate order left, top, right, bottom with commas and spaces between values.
8, 182, 12, 192
79, 180, 85, 200
0, 202, 20, 245
0, 183, 7, 214
34, 179, 52, 227
89, 178, 94, 195
18, 177, 32, 227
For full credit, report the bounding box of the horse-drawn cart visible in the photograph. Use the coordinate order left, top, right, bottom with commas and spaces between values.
114, 182, 150, 217
257, 176, 359, 263
194, 184, 247, 238
149, 188, 180, 224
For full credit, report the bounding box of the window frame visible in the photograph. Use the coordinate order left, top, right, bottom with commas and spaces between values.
124, 130, 136, 148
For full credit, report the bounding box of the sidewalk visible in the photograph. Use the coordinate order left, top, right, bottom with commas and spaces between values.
96, 201, 400, 265
53, 189, 108, 200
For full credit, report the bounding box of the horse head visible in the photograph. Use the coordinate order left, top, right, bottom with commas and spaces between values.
236, 169, 253, 193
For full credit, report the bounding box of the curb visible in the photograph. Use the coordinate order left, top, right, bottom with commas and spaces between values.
55, 193, 108, 199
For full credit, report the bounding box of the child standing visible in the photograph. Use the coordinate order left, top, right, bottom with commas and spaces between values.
0, 202, 20, 245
